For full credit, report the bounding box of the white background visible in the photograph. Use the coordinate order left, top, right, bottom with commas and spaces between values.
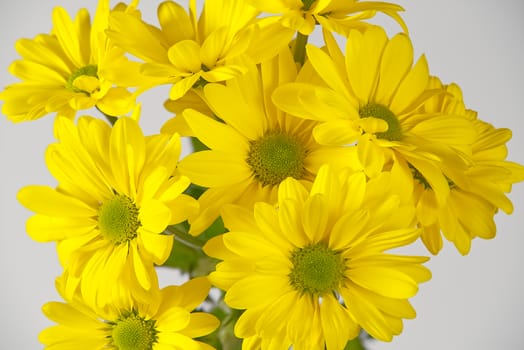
0, 1, 523, 349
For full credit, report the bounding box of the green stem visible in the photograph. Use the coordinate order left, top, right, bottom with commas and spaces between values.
293, 32, 309, 66
165, 224, 205, 249
344, 334, 367, 350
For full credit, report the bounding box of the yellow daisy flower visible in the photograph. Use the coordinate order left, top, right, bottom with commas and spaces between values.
273, 27, 478, 209
204, 165, 431, 347
247, 0, 407, 36
176, 50, 357, 234
40, 276, 219, 350
0, 0, 138, 122
106, 0, 260, 101
412, 79, 524, 254
17, 115, 198, 308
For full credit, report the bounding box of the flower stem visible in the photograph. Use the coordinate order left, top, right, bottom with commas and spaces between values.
293, 32, 309, 66
165, 224, 205, 249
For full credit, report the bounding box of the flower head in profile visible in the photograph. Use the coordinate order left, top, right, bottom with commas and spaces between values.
40, 276, 219, 350
176, 50, 356, 234
205, 165, 431, 348
274, 26, 478, 211
0, 0, 138, 122
17, 115, 198, 308
411, 79, 524, 254
247, 0, 407, 37
106, 0, 261, 101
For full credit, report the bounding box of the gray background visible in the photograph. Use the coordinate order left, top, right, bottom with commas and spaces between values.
0, 1, 523, 349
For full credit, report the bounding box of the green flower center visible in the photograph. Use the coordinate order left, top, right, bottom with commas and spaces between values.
359, 103, 402, 141
301, 0, 316, 10
110, 310, 157, 350
98, 194, 141, 244
66, 64, 99, 94
289, 243, 346, 296
246, 132, 307, 187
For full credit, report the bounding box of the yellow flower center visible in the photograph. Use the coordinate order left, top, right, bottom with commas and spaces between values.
110, 310, 157, 350
246, 132, 307, 187
98, 194, 141, 244
289, 243, 346, 296
359, 103, 402, 141
66, 64, 99, 94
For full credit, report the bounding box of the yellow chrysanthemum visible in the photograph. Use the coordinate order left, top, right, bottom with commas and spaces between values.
176, 50, 356, 234
0, 0, 138, 122
247, 0, 407, 36
106, 0, 261, 101
273, 26, 478, 209
204, 165, 431, 347
40, 276, 219, 350
17, 115, 198, 308
411, 79, 524, 254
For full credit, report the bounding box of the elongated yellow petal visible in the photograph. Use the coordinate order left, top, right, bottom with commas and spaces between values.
178, 150, 252, 187
18, 186, 96, 217
374, 33, 413, 106
183, 108, 249, 154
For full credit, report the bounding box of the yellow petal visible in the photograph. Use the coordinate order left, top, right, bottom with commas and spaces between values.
27, 215, 96, 242
183, 108, 249, 154
302, 193, 329, 243
52, 7, 85, 67
313, 119, 360, 146
357, 135, 385, 177
139, 199, 172, 233
169, 74, 201, 100
178, 150, 251, 187
375, 33, 413, 106
108, 11, 168, 63
139, 231, 173, 264
320, 294, 359, 350
306, 44, 351, 100
97, 87, 135, 116
157, 1, 194, 43
180, 313, 220, 338
203, 83, 266, 140
168, 40, 201, 73
390, 55, 429, 114
17, 186, 96, 217
346, 28, 387, 103
131, 243, 152, 290
225, 275, 290, 309
155, 306, 190, 332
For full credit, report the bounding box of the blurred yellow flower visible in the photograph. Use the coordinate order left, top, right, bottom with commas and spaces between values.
106, 0, 262, 101
247, 0, 407, 36
414, 79, 524, 254
0, 0, 138, 122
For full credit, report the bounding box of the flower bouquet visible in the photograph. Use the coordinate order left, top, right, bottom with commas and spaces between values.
1, 0, 523, 349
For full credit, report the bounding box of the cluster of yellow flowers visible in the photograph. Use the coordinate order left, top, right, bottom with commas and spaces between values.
1, 0, 523, 349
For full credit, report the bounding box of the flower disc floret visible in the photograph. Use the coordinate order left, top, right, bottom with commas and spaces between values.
359, 103, 402, 141
246, 132, 307, 186
98, 194, 141, 244
110, 310, 157, 350
66, 64, 99, 94
289, 242, 346, 296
